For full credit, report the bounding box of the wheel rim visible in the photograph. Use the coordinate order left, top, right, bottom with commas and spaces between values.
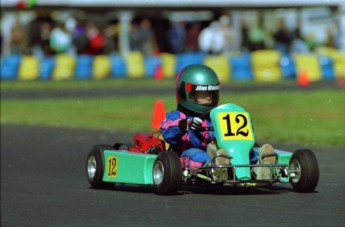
87, 155, 97, 180
290, 159, 301, 183
153, 161, 164, 185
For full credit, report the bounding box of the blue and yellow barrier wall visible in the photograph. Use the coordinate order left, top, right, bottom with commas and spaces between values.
1, 48, 344, 82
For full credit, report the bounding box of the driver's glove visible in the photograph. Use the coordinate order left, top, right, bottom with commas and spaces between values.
189, 117, 203, 131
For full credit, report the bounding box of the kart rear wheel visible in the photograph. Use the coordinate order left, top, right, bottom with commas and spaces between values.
86, 144, 115, 189
289, 149, 319, 193
153, 151, 182, 195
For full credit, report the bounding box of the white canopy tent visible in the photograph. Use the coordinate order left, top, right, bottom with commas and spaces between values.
1, 0, 344, 8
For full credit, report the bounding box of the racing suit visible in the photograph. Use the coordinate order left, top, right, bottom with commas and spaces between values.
160, 109, 259, 164
160, 110, 215, 163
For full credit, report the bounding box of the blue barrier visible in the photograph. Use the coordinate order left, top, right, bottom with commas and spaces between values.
1, 52, 343, 81
280, 55, 296, 79
176, 52, 205, 73
40, 56, 55, 80
1, 55, 21, 80
75, 55, 93, 79
230, 53, 253, 80
110, 55, 126, 78
319, 56, 335, 80
145, 56, 161, 78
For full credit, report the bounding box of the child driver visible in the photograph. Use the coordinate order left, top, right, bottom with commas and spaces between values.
160, 64, 276, 180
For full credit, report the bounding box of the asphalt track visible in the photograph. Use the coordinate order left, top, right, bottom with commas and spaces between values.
1, 82, 345, 226
1, 123, 345, 227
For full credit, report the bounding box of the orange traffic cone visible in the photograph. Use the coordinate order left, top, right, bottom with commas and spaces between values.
297, 69, 310, 87
154, 65, 164, 80
336, 74, 345, 88
151, 99, 166, 130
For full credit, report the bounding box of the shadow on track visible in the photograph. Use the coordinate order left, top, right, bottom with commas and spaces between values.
88, 183, 295, 196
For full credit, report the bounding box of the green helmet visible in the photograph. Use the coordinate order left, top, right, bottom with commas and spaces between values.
176, 64, 220, 115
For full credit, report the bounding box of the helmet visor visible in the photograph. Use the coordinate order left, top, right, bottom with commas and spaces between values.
187, 83, 220, 106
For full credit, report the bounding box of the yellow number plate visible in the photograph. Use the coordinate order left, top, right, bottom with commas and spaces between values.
107, 156, 118, 178
217, 112, 253, 141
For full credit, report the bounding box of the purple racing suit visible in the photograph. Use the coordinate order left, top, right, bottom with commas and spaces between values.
160, 110, 259, 164
160, 110, 214, 163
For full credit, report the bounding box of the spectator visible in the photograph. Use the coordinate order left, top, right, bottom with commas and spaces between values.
0, 31, 2, 54
9, 20, 27, 54
72, 19, 88, 54
130, 18, 156, 55
104, 21, 119, 54
273, 18, 293, 54
334, 14, 345, 51
340, 13, 345, 51
248, 16, 266, 51
290, 28, 309, 53
138, 18, 156, 55
219, 15, 232, 53
241, 20, 250, 52
185, 22, 201, 52
198, 21, 226, 55
326, 27, 336, 48
130, 21, 141, 51
305, 33, 318, 51
85, 22, 106, 55
39, 21, 53, 56
167, 21, 186, 54
50, 21, 72, 54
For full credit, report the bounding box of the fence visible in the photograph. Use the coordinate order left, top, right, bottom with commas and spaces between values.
1, 48, 344, 82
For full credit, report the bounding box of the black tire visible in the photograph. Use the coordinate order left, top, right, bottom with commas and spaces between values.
289, 149, 319, 193
152, 151, 182, 195
146, 146, 163, 155
86, 144, 115, 189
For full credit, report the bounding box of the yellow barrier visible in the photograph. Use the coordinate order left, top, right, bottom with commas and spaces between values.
251, 50, 281, 68
333, 52, 345, 78
160, 53, 176, 79
18, 55, 39, 81
294, 54, 322, 82
125, 51, 145, 79
251, 50, 282, 82
6, 50, 345, 81
52, 54, 75, 80
93, 55, 111, 80
203, 55, 230, 82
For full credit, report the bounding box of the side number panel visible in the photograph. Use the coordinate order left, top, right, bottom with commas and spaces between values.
107, 156, 118, 178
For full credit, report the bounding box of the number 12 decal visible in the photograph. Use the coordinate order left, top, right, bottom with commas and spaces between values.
107, 156, 118, 178
218, 112, 253, 141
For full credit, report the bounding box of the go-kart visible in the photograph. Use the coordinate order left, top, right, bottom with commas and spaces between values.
86, 103, 319, 195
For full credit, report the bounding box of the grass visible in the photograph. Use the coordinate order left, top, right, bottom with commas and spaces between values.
235, 91, 345, 147
0, 79, 175, 91
1, 80, 345, 147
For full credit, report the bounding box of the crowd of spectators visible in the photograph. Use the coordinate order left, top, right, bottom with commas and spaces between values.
1, 15, 119, 56
1, 11, 344, 57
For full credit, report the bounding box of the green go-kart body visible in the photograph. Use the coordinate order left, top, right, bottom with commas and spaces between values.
86, 103, 319, 195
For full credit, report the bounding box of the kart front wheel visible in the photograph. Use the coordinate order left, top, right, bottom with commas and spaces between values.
289, 149, 319, 193
86, 144, 115, 189
153, 151, 182, 195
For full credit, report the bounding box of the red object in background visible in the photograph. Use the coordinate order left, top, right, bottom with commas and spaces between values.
90, 33, 105, 50
154, 65, 164, 80
151, 99, 166, 130
16, 0, 36, 9
128, 134, 166, 153
16, 0, 26, 8
297, 69, 311, 87
336, 74, 345, 88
